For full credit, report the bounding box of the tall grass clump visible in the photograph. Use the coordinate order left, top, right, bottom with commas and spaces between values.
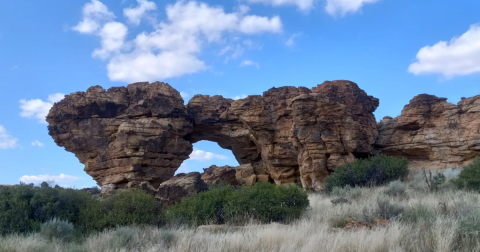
454, 157, 480, 192
166, 182, 309, 226
325, 154, 408, 192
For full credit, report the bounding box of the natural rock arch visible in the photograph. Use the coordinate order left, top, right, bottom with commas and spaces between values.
47, 80, 379, 191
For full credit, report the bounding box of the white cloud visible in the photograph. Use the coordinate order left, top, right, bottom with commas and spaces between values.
240, 60, 260, 68
19, 174, 84, 187
189, 148, 228, 161
175, 163, 190, 174
31, 140, 44, 147
325, 0, 380, 16
246, 0, 315, 11
180, 92, 190, 99
124, 0, 157, 25
92, 22, 128, 59
20, 93, 65, 124
72, 0, 115, 34
408, 24, 480, 78
0, 125, 18, 149
74, 1, 282, 82
233, 94, 248, 100
286, 33, 301, 46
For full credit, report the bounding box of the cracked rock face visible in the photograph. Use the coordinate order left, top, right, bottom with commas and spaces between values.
47, 80, 379, 191
375, 94, 480, 169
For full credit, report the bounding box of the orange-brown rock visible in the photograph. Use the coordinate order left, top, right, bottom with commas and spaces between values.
235, 164, 258, 186
376, 94, 480, 169
201, 165, 238, 185
47, 80, 379, 191
142, 172, 207, 206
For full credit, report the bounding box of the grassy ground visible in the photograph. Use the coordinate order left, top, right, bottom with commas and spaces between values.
1, 170, 480, 252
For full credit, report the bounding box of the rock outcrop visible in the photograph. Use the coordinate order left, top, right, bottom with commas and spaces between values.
142, 172, 207, 206
201, 165, 238, 185
376, 94, 480, 169
47, 80, 379, 191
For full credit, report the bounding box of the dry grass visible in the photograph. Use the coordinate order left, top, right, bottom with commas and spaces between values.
1, 170, 480, 252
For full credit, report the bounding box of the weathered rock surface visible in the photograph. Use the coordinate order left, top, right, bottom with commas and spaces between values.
142, 172, 207, 206
201, 165, 238, 185
376, 94, 480, 169
48, 80, 379, 191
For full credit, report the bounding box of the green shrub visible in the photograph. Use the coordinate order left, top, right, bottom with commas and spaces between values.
384, 180, 406, 197
0, 184, 93, 235
80, 189, 162, 233
376, 197, 405, 220
325, 154, 408, 192
455, 157, 480, 192
166, 183, 309, 226
39, 218, 76, 242
224, 183, 309, 224
0, 183, 163, 235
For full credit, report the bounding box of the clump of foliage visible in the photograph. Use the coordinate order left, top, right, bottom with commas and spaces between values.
0, 183, 162, 235
39, 218, 76, 242
330, 198, 350, 206
362, 197, 405, 222
80, 189, 163, 233
325, 154, 409, 192
384, 180, 407, 197
454, 157, 480, 192
423, 169, 446, 191
166, 182, 309, 226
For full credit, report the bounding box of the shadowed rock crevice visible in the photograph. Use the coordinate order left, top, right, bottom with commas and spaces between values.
47, 80, 379, 191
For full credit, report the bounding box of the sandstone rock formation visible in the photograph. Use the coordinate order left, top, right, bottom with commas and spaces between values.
47, 80, 379, 191
142, 172, 207, 206
376, 94, 480, 169
201, 165, 238, 185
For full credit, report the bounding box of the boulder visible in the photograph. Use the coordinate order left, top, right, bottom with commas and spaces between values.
147, 172, 208, 207
201, 165, 238, 185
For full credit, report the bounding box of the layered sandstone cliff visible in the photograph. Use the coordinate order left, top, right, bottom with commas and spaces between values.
47, 80, 379, 191
375, 94, 480, 169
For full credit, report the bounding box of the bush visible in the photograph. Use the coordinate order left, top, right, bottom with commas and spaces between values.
0, 184, 93, 235
0, 183, 163, 235
384, 180, 406, 197
80, 189, 163, 233
166, 182, 309, 226
455, 157, 480, 192
362, 197, 405, 222
39, 218, 76, 242
330, 186, 362, 200
325, 154, 408, 192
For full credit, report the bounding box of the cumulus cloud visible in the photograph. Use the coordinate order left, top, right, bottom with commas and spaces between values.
19, 93, 65, 124
240, 60, 260, 68
245, 0, 315, 11
408, 24, 480, 78
124, 0, 157, 25
189, 148, 228, 161
19, 174, 84, 187
0, 125, 18, 149
92, 22, 128, 59
286, 33, 301, 47
325, 0, 380, 16
31, 140, 44, 147
74, 1, 282, 83
72, 0, 115, 33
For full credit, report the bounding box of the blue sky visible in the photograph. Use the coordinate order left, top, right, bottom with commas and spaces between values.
1, 0, 479, 188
